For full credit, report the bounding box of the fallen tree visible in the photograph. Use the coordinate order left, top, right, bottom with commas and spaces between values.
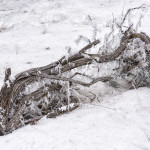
0, 6, 150, 135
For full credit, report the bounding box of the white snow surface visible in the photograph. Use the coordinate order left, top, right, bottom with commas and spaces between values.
0, 0, 150, 149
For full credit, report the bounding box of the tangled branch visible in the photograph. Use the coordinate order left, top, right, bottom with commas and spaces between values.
0, 6, 150, 135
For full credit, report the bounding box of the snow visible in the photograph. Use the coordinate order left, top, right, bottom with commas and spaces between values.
0, 0, 150, 149
0, 88, 150, 150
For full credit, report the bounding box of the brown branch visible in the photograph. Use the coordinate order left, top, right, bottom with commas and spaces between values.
119, 5, 145, 31
0, 28, 150, 135
15, 40, 100, 81
33, 73, 113, 87
83, 32, 150, 63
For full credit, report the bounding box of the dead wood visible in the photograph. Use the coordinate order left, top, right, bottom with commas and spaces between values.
0, 27, 150, 135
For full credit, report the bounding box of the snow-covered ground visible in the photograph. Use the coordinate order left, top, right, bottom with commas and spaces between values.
0, 0, 150, 149
1, 88, 150, 150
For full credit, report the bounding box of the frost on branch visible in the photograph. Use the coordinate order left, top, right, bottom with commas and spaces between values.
0, 6, 150, 135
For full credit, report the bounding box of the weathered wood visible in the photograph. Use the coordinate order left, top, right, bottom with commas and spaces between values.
0, 29, 149, 135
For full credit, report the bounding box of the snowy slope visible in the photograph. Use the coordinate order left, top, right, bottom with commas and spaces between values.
1, 88, 150, 150
0, 0, 150, 149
